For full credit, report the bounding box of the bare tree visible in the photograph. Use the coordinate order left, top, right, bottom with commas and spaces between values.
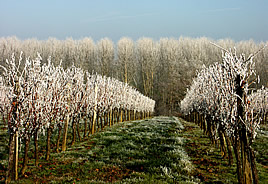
96, 38, 115, 77
136, 37, 159, 98
117, 37, 135, 84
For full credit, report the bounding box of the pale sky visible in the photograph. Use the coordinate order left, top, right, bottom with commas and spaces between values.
0, 0, 267, 42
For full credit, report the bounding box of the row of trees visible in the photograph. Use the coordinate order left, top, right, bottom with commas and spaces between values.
0, 53, 155, 182
1, 36, 267, 115
180, 47, 267, 184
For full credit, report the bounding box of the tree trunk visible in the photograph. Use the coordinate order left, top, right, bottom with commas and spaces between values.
87, 116, 92, 136
205, 117, 211, 136
233, 135, 243, 184
7, 131, 19, 182
103, 114, 106, 128
100, 115, 104, 131
56, 125, 62, 153
236, 74, 257, 184
202, 115, 207, 133
104, 113, 107, 128
34, 130, 39, 166
6, 138, 15, 183
240, 128, 252, 184
117, 109, 119, 123
46, 127, 52, 161
71, 117, 76, 146
96, 114, 100, 132
83, 117, 87, 140
77, 118, 81, 142
225, 132, 233, 166
105, 112, 108, 127
219, 126, 227, 159
21, 137, 30, 175
249, 146, 259, 184
6, 82, 19, 183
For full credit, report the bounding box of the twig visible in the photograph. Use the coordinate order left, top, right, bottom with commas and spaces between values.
209, 42, 229, 53
246, 44, 267, 61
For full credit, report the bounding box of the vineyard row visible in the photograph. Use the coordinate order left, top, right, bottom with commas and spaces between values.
181, 47, 267, 184
0, 52, 155, 182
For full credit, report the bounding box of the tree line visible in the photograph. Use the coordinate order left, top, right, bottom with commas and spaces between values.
1, 36, 267, 115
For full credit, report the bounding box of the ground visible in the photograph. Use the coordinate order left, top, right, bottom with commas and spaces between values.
0, 116, 267, 183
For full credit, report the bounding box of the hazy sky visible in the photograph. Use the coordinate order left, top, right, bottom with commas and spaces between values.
1, 0, 267, 42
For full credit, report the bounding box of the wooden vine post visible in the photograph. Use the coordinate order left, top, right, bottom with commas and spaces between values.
109, 107, 113, 127
120, 109, 123, 122
133, 110, 136, 120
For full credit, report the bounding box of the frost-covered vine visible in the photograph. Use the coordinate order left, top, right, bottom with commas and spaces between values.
0, 52, 155, 181
181, 47, 267, 184
181, 48, 266, 138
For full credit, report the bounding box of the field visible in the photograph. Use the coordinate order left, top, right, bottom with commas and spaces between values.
0, 116, 267, 183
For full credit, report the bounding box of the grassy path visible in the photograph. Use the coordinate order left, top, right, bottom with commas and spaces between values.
1, 117, 198, 184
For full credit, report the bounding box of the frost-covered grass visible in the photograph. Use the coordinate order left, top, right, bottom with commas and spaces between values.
79, 116, 198, 183
1, 117, 199, 183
